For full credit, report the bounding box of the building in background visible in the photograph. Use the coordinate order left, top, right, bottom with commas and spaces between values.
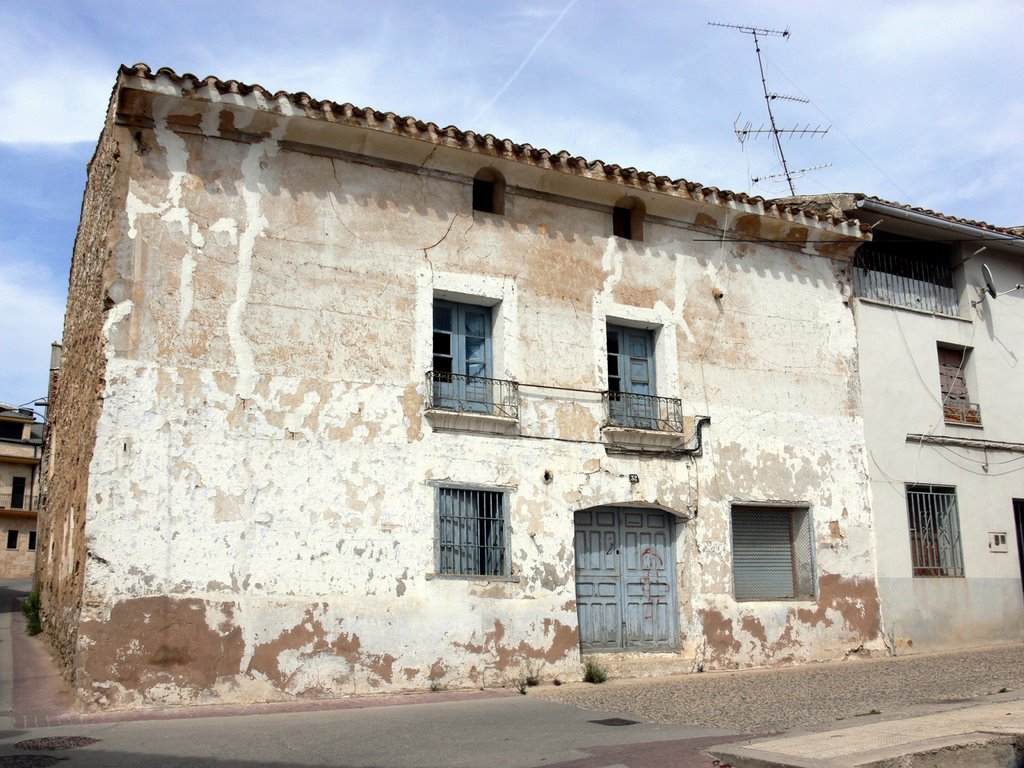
39, 65, 885, 710
0, 405, 44, 579
793, 193, 1024, 653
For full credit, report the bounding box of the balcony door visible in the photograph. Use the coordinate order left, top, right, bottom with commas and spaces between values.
432, 300, 492, 412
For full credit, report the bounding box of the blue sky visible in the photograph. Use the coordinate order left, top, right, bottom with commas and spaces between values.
2, 0, 1022, 409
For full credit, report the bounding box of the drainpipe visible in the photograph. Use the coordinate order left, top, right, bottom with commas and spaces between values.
856, 199, 1024, 250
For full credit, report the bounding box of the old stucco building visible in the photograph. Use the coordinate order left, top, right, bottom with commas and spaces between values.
40, 64, 886, 710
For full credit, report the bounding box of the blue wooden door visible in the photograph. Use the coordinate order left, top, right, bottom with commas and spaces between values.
574, 507, 677, 651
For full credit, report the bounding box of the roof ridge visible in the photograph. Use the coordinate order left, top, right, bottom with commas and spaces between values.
119, 64, 864, 235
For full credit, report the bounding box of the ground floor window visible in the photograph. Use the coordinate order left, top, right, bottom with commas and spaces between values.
906, 484, 963, 577
28, 531, 36, 551
731, 505, 816, 600
5, 530, 17, 550
436, 486, 508, 576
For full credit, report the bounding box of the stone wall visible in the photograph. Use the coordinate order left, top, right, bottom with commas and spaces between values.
37, 92, 131, 678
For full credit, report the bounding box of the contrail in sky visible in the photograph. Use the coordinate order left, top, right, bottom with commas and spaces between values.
472, 0, 579, 126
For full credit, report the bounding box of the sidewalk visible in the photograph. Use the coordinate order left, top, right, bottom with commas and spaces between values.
709, 697, 1024, 767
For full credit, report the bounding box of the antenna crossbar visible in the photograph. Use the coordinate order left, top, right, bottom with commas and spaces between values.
711, 20, 828, 195
708, 22, 789, 38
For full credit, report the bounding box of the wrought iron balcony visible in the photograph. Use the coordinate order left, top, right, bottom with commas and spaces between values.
943, 402, 982, 426
603, 391, 684, 432
426, 371, 519, 420
0, 493, 38, 511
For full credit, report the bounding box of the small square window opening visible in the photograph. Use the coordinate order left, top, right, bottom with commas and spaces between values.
437, 487, 508, 577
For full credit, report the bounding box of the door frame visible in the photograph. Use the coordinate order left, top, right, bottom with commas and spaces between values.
573, 505, 680, 653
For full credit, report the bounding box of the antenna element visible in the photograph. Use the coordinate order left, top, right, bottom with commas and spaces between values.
710, 21, 829, 195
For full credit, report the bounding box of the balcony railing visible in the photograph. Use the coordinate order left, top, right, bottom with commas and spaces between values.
853, 247, 958, 315
426, 371, 520, 420
0, 493, 39, 511
943, 402, 981, 426
604, 391, 684, 432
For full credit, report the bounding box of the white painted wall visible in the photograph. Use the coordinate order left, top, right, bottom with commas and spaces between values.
856, 244, 1024, 652
67, 78, 884, 709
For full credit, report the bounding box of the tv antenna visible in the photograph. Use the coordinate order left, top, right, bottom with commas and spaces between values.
709, 22, 829, 195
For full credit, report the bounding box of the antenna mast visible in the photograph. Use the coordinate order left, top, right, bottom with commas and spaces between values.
709, 22, 829, 195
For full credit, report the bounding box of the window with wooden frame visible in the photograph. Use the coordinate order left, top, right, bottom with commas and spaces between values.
431, 300, 494, 414
436, 486, 509, 577
731, 505, 816, 601
937, 345, 980, 425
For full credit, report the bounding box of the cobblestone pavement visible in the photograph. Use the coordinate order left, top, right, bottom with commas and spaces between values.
532, 644, 1024, 732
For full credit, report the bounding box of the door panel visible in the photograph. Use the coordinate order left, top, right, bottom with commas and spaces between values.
574, 507, 677, 651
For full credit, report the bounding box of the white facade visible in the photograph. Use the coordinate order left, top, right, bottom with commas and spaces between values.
849, 198, 1024, 652
41, 65, 888, 711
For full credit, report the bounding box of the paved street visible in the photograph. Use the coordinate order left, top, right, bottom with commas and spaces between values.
1, 577, 1022, 767
534, 644, 1024, 732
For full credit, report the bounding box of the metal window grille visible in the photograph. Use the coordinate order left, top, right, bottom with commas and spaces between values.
906, 484, 964, 577
853, 245, 958, 315
437, 487, 507, 576
731, 506, 815, 601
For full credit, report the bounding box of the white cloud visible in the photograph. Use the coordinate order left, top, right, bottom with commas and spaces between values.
0, 257, 66, 408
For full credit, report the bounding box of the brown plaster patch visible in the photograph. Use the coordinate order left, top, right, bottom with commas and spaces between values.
693, 212, 719, 230
699, 609, 741, 657
78, 597, 244, 704
453, 619, 578, 674
402, 667, 419, 681
740, 615, 767, 647
795, 574, 881, 639
400, 384, 423, 442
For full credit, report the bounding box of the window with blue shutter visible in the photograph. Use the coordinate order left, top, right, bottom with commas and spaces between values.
432, 300, 492, 413
607, 325, 657, 429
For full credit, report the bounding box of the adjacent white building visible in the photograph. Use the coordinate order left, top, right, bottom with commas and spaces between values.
796, 193, 1024, 652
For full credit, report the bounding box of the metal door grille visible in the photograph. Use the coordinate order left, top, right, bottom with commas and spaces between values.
906, 485, 963, 577
437, 487, 507, 576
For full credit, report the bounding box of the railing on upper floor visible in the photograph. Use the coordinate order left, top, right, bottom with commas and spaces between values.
426, 371, 520, 420
603, 391, 685, 432
853, 246, 959, 315
0, 493, 39, 512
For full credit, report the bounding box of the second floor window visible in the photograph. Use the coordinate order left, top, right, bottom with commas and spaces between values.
607, 324, 657, 428
432, 300, 492, 413
937, 345, 980, 425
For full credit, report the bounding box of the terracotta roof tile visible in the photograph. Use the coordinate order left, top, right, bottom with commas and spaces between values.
118, 64, 866, 238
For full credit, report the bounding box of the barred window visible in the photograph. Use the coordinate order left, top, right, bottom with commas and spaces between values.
437, 487, 508, 577
906, 484, 964, 577
731, 506, 816, 601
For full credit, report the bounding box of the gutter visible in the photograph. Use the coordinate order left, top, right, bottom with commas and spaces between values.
856, 199, 1024, 250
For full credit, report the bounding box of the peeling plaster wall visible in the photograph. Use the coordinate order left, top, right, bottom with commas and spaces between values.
63, 82, 882, 710
855, 249, 1024, 653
